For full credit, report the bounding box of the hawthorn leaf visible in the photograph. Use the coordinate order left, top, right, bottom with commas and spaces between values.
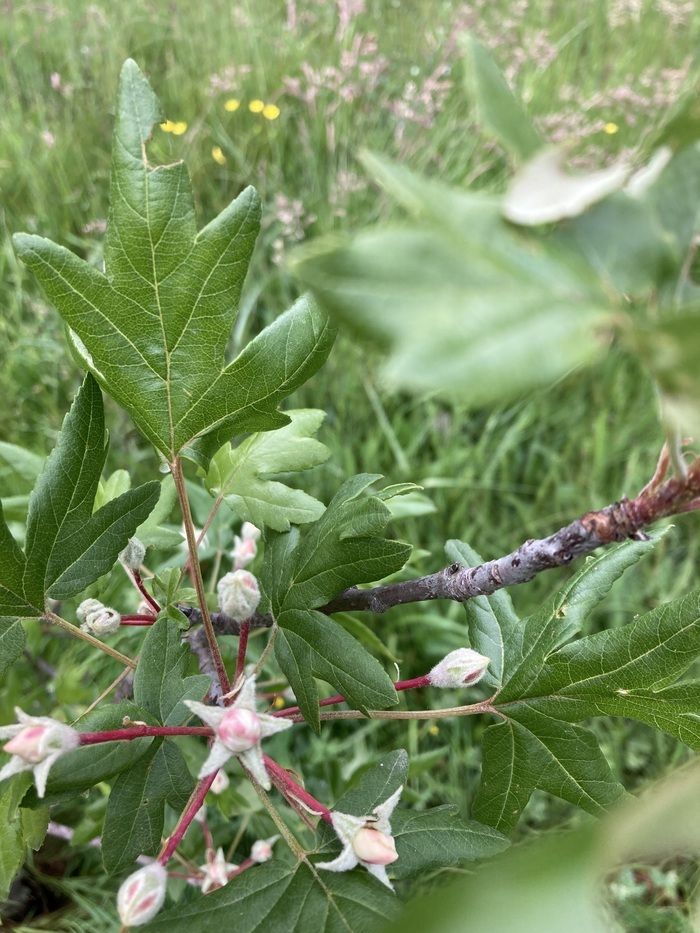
0, 618, 26, 677
631, 312, 700, 437
0, 776, 47, 900
462, 34, 542, 161
143, 860, 399, 933
0, 504, 34, 616
102, 741, 193, 874
293, 189, 610, 407
473, 710, 626, 834
204, 409, 330, 532
13, 60, 334, 459
475, 586, 700, 832
21, 375, 159, 603
263, 475, 410, 728
133, 617, 210, 725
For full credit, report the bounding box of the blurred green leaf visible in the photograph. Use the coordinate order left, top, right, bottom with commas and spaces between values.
204, 409, 330, 532
462, 35, 542, 161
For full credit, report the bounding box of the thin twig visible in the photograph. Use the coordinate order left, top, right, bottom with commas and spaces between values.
44, 610, 136, 669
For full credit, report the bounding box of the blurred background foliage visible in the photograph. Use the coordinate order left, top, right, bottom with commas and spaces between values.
2, 0, 700, 928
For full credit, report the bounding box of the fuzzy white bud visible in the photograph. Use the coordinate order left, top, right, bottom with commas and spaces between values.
117, 863, 167, 927
241, 522, 261, 542
119, 536, 146, 570
0, 709, 80, 798
216, 570, 260, 621
76, 598, 121, 636
428, 648, 490, 689
250, 835, 279, 863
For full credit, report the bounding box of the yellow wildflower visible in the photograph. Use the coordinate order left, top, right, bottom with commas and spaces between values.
262, 103, 280, 121
273, 696, 286, 710
171, 121, 188, 136
603, 122, 619, 135
224, 98, 240, 112
211, 145, 226, 165
249, 99, 265, 113
428, 724, 439, 736
160, 120, 177, 133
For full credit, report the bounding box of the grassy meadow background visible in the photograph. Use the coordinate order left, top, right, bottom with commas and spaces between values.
2, 0, 700, 928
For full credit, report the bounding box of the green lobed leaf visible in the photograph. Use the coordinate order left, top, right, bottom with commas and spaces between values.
444, 539, 519, 688
204, 409, 330, 532
293, 166, 610, 408
263, 475, 410, 729
133, 617, 210, 725
143, 860, 400, 933
0, 776, 47, 901
0, 618, 26, 677
13, 60, 335, 460
0, 504, 34, 617
22, 374, 159, 604
462, 35, 542, 161
102, 741, 193, 874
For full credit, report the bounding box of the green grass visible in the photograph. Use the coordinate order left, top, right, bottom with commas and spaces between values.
3, 0, 700, 927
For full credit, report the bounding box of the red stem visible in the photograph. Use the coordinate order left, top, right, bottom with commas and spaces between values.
121, 614, 157, 625
131, 569, 161, 614
159, 772, 218, 865
78, 725, 212, 744
274, 674, 431, 719
235, 621, 250, 685
229, 857, 255, 877
263, 755, 332, 823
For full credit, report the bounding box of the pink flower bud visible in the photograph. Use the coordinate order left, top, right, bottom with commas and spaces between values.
232, 534, 257, 569
4, 725, 49, 764
241, 522, 261, 542
352, 827, 399, 866
428, 648, 490, 689
217, 707, 261, 753
217, 570, 260, 621
117, 862, 167, 927
250, 836, 277, 863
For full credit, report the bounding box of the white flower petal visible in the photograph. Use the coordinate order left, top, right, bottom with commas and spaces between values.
197, 741, 233, 778
0, 724, 22, 740
365, 862, 394, 890
0, 755, 31, 784
233, 675, 258, 712
258, 713, 294, 740
330, 810, 367, 847
238, 744, 271, 789
373, 785, 403, 832
503, 148, 629, 225
33, 754, 57, 798
316, 846, 359, 873
184, 700, 224, 730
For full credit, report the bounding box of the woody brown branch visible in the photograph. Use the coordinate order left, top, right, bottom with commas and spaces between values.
183, 454, 700, 636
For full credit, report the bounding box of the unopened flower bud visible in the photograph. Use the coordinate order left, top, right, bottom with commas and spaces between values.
0, 709, 79, 798
428, 648, 490, 689
241, 522, 261, 542
232, 534, 257, 569
119, 537, 146, 570
217, 707, 261, 753
76, 598, 121, 636
210, 770, 230, 794
117, 862, 168, 927
217, 570, 260, 621
250, 835, 278, 863
352, 827, 398, 866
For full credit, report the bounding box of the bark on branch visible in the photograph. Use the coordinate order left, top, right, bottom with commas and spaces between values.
183, 452, 700, 636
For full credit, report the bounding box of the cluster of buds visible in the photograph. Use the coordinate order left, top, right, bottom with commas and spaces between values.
0, 708, 79, 798
217, 569, 261, 621
117, 862, 168, 927
185, 675, 292, 787
231, 521, 261, 569
76, 598, 121, 637
427, 648, 490, 688
318, 787, 402, 889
